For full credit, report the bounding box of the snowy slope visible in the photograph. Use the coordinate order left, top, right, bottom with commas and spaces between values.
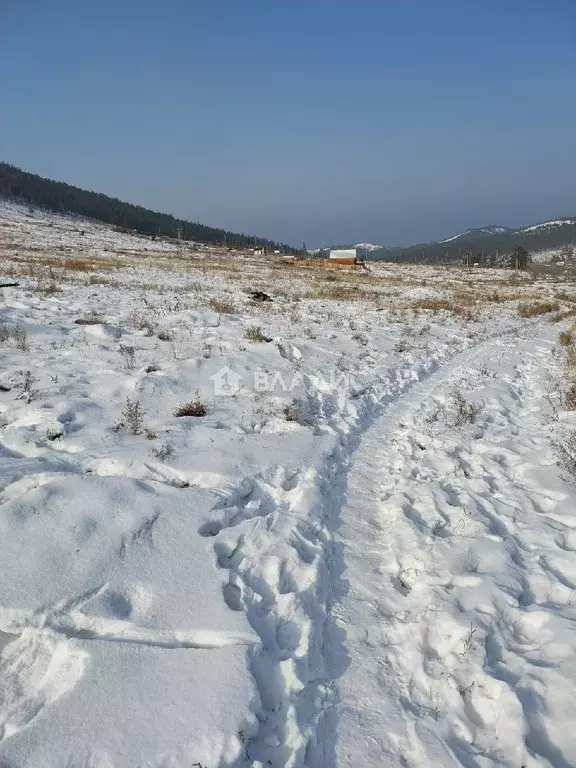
1, 201, 576, 767
440, 226, 511, 244
520, 219, 575, 233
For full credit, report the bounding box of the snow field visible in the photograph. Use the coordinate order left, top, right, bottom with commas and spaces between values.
1, 202, 576, 767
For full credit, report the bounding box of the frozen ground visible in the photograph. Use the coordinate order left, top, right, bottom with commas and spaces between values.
1, 202, 576, 767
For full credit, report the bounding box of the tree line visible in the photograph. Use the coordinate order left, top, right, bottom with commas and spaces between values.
0, 162, 298, 253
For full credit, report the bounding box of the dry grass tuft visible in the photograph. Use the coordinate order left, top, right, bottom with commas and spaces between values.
65, 259, 98, 271
413, 299, 453, 312
209, 297, 236, 314
556, 431, 576, 480
174, 394, 206, 417
75, 313, 104, 326
558, 330, 574, 347
245, 325, 269, 342
518, 300, 560, 318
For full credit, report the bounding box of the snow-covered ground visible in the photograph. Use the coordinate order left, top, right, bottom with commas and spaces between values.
1, 202, 576, 767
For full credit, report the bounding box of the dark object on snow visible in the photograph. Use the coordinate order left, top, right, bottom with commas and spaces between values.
248, 290, 272, 302
0, 282, 19, 288
0, 383, 11, 392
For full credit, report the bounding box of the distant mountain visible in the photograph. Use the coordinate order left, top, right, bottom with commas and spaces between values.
439, 226, 512, 243
0, 162, 298, 253
354, 242, 385, 252
366, 217, 576, 264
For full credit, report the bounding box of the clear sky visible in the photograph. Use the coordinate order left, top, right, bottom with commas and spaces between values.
1, 0, 575, 246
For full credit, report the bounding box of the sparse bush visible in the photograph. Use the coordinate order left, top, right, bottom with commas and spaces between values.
121, 397, 146, 434
144, 427, 158, 440
395, 339, 410, 353
130, 312, 156, 336
209, 297, 236, 314
451, 391, 482, 426
157, 329, 173, 342
174, 393, 206, 417
119, 345, 136, 370
518, 301, 560, 318
245, 325, 269, 343
36, 281, 61, 296
13, 323, 29, 351
558, 330, 573, 347
151, 442, 174, 461
16, 370, 39, 403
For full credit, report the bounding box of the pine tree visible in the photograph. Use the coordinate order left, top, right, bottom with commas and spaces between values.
510, 246, 531, 270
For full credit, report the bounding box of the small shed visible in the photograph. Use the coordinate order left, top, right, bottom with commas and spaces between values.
329, 248, 357, 265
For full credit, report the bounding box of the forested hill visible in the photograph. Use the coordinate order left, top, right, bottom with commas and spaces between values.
0, 162, 295, 252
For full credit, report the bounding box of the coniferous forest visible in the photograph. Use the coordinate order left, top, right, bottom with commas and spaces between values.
0, 162, 297, 253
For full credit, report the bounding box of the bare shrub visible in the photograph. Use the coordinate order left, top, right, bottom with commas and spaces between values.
119, 345, 136, 370
151, 442, 174, 461
518, 301, 560, 318
144, 427, 158, 440
121, 397, 146, 434
130, 312, 156, 336
210, 297, 236, 314
16, 370, 39, 403
13, 323, 29, 351
451, 391, 482, 426
558, 330, 573, 347
174, 393, 206, 417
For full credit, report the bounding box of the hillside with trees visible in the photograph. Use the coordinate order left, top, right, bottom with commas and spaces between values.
0, 163, 296, 253
366, 219, 576, 264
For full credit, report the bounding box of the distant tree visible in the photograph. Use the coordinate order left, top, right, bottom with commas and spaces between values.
510, 246, 531, 270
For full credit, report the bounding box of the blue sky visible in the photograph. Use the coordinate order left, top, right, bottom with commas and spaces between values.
1, 0, 575, 246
